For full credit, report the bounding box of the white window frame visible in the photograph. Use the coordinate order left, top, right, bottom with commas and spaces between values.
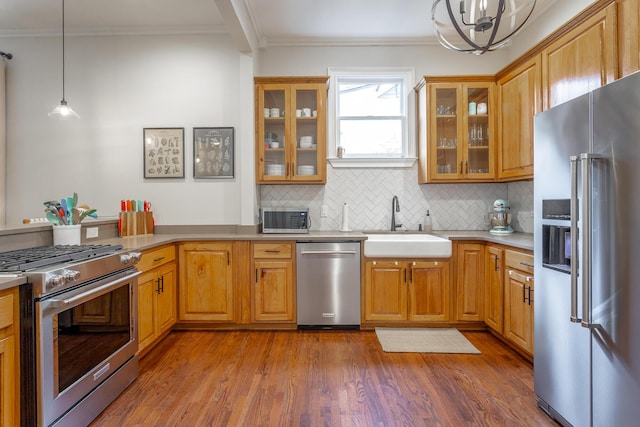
327, 67, 416, 168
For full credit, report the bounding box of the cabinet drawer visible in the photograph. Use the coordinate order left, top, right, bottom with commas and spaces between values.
505, 250, 534, 274
0, 292, 14, 330
138, 245, 176, 272
253, 243, 293, 259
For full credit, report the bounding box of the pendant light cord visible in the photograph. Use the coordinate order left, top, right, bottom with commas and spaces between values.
61, 0, 66, 101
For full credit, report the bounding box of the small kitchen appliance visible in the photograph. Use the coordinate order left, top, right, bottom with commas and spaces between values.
488, 199, 513, 234
260, 207, 310, 233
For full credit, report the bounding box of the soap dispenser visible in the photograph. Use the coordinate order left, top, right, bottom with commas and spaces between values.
423, 210, 433, 232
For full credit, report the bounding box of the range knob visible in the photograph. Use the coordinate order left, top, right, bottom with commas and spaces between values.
48, 274, 65, 287
120, 251, 142, 265
64, 269, 81, 282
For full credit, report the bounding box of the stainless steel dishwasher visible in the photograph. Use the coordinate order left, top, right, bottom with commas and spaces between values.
296, 241, 361, 329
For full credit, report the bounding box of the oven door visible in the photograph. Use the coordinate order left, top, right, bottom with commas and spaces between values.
36, 269, 139, 426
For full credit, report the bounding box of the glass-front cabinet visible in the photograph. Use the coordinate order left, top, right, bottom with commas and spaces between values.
416, 77, 495, 183
255, 77, 328, 184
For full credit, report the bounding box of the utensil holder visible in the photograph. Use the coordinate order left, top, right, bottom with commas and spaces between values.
53, 224, 81, 245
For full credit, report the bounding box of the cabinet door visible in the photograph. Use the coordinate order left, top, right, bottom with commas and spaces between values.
504, 269, 534, 354
290, 84, 326, 183
484, 246, 504, 333
498, 55, 541, 180
408, 261, 450, 322
463, 83, 494, 179
257, 83, 289, 181
429, 83, 462, 180
253, 260, 295, 322
364, 261, 407, 321
0, 335, 16, 427
179, 243, 234, 322
542, 3, 617, 109
455, 243, 485, 321
156, 263, 177, 334
618, 0, 640, 77
137, 270, 157, 352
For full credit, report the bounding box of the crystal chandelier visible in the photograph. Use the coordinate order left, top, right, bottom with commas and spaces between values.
432, 0, 536, 55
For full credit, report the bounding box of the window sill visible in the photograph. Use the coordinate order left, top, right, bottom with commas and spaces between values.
328, 157, 417, 168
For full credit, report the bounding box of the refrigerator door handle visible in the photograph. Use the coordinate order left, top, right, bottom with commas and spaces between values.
580, 152, 603, 329
570, 155, 581, 323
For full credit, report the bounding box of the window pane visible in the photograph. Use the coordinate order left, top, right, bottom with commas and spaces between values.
338, 80, 402, 116
339, 119, 403, 156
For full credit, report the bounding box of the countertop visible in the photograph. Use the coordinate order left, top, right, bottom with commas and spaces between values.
0, 229, 532, 292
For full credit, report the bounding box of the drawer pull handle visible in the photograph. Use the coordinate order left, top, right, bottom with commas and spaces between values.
520, 262, 534, 268
264, 249, 281, 253
153, 256, 165, 263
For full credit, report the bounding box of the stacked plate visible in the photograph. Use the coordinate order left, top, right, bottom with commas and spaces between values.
299, 136, 314, 148
297, 165, 316, 176
265, 164, 284, 175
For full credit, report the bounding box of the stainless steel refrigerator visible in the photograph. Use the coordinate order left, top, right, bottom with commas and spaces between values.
533, 71, 640, 426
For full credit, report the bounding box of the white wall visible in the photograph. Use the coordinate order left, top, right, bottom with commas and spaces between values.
2, 33, 256, 226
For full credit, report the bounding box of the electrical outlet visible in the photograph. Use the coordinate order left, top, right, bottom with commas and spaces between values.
86, 227, 99, 239
321, 205, 328, 218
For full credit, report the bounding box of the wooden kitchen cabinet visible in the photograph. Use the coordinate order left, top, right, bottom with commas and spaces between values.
496, 55, 541, 181
364, 259, 450, 323
541, 2, 617, 110
0, 287, 19, 427
416, 76, 496, 183
179, 242, 235, 322
454, 242, 485, 322
484, 245, 504, 333
503, 249, 534, 355
255, 76, 328, 184
618, 0, 640, 77
251, 242, 296, 323
137, 244, 177, 356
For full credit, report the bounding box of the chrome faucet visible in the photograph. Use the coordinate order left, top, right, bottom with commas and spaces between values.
391, 195, 402, 231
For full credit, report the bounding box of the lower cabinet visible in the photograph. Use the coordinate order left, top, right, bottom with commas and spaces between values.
252, 242, 296, 323
364, 259, 450, 323
178, 242, 235, 322
0, 287, 19, 426
137, 245, 177, 356
454, 242, 485, 321
503, 249, 534, 355
484, 245, 504, 333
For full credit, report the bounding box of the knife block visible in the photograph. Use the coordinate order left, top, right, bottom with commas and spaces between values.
119, 212, 154, 237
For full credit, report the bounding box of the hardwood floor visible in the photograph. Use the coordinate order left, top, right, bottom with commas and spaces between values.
91, 330, 557, 427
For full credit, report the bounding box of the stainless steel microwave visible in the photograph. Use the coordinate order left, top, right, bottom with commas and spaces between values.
260, 207, 310, 233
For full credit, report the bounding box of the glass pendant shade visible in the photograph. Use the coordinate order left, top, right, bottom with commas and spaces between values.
48, 99, 80, 119
432, 0, 536, 55
49, 0, 79, 119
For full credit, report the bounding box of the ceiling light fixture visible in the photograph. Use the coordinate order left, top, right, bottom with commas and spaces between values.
49, 0, 79, 119
432, 0, 536, 55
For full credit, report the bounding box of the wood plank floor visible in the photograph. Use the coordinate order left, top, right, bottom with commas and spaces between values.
90, 330, 558, 426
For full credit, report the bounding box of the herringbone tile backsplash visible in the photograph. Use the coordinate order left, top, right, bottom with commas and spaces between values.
260, 165, 533, 233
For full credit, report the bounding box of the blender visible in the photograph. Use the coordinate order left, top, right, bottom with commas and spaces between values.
488, 199, 514, 234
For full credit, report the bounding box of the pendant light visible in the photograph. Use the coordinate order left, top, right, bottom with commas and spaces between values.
431, 0, 536, 55
49, 0, 79, 119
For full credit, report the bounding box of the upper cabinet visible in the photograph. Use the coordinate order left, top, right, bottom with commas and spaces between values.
416, 77, 496, 183
497, 55, 541, 181
618, 0, 640, 77
541, 2, 617, 109
255, 77, 328, 184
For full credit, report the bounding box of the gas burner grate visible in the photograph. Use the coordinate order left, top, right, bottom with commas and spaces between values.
0, 244, 124, 272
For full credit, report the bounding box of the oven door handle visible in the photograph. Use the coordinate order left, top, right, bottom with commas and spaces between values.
47, 270, 141, 308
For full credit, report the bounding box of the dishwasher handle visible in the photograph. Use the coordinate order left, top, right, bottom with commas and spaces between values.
299, 250, 358, 255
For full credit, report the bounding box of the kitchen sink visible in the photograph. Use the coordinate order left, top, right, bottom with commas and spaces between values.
364, 233, 452, 258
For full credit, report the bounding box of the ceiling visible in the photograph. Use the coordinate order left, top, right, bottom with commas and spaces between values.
0, 0, 557, 48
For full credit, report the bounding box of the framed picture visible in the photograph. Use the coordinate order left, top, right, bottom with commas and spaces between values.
143, 128, 185, 178
193, 127, 235, 179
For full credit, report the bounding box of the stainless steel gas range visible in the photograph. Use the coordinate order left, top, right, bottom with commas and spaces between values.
0, 244, 141, 427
